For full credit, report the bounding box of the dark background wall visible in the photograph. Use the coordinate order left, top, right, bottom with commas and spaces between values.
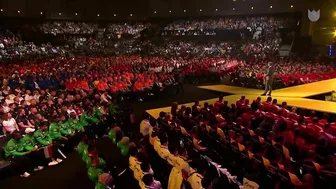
0, 0, 314, 20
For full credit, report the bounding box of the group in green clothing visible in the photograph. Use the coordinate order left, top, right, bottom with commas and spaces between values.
5, 105, 107, 178
5, 101, 124, 186
76, 124, 133, 189
77, 133, 113, 189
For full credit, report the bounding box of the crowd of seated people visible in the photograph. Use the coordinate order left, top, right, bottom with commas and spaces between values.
164, 16, 296, 36
64, 36, 141, 55
142, 96, 336, 188
0, 29, 66, 61
0, 83, 148, 189
0, 85, 115, 175
231, 60, 336, 89
105, 23, 151, 38
39, 21, 98, 35
146, 35, 282, 58
0, 56, 242, 101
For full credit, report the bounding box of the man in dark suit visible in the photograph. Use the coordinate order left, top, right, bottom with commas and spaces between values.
262, 62, 275, 96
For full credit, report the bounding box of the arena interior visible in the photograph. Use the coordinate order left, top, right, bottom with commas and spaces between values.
0, 0, 336, 189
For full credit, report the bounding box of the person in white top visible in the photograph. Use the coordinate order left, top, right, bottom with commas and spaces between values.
24, 90, 34, 102
5, 95, 13, 105
2, 112, 19, 135
140, 113, 151, 136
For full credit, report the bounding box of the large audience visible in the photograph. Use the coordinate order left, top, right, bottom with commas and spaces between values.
0, 15, 335, 189
139, 95, 336, 189
39, 21, 98, 35
165, 16, 294, 31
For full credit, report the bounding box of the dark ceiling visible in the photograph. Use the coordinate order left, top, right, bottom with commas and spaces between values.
0, 0, 326, 20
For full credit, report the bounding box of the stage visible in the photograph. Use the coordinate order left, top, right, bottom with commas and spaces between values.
146, 79, 336, 118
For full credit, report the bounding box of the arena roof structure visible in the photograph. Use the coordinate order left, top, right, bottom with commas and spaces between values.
0, 0, 328, 20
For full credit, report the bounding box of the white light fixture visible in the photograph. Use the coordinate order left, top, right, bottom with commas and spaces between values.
169, 10, 171, 13
199, 9, 202, 12
59, 12, 62, 16
130, 14, 133, 16
17, 10, 20, 14
114, 14, 116, 17
97, 14, 100, 17
0, 9, 3, 12
215, 9, 218, 11
40, 11, 43, 15
251, 7, 254, 10
233, 8, 235, 11
75, 13, 78, 16
154, 11, 156, 14
270, 6, 273, 9
290, 5, 294, 8
184, 10, 186, 12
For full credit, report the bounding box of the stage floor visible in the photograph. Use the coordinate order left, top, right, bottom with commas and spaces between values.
198, 78, 336, 98
147, 79, 336, 118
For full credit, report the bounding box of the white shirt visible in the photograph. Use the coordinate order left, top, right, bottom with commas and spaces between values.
34, 81, 40, 89
25, 95, 33, 102
67, 109, 77, 115
5, 98, 13, 105
140, 119, 151, 136
2, 118, 17, 134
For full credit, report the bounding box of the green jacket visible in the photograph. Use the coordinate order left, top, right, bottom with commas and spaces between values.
20, 134, 36, 151
59, 121, 74, 136
87, 114, 100, 124
94, 107, 103, 118
108, 129, 116, 143
95, 182, 106, 189
5, 139, 25, 157
49, 122, 63, 140
79, 113, 90, 128
34, 129, 52, 146
88, 167, 104, 183
67, 118, 80, 131
77, 142, 88, 160
117, 142, 129, 156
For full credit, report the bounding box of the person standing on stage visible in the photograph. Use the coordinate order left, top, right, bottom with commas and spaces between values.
262, 62, 275, 96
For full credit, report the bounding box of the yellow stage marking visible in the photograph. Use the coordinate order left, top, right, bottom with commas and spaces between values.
199, 78, 336, 98
147, 79, 336, 118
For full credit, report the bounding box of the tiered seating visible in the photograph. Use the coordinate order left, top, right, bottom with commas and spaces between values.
146, 96, 336, 188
